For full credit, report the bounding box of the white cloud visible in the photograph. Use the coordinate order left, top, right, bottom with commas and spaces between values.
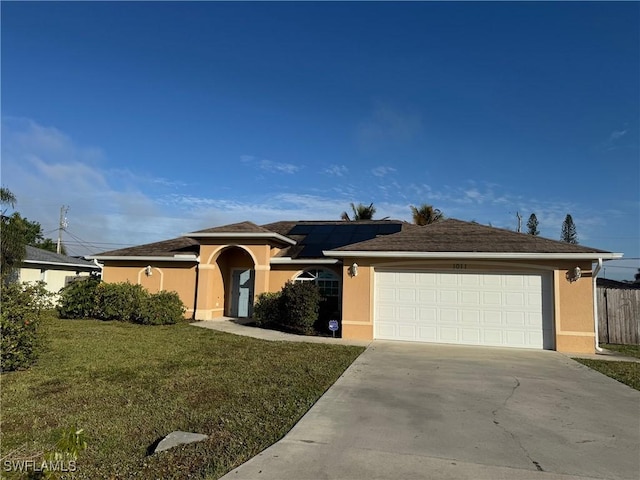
372, 166, 397, 177
609, 129, 628, 141
258, 159, 300, 174
1, 117, 186, 255
240, 154, 300, 174
3, 118, 631, 263
324, 165, 349, 177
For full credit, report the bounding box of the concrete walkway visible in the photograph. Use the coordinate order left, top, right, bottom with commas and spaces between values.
191, 318, 372, 347
220, 341, 640, 480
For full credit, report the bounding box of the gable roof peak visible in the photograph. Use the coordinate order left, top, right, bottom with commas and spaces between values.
189, 221, 273, 235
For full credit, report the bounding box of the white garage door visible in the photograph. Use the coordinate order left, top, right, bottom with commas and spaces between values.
374, 270, 554, 349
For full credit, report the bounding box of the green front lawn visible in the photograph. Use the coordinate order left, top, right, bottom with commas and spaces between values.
1, 315, 365, 479
573, 358, 640, 391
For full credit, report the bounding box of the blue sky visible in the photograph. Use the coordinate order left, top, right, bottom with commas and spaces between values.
2, 1, 638, 280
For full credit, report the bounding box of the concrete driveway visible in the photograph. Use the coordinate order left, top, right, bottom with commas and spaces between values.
222, 341, 640, 480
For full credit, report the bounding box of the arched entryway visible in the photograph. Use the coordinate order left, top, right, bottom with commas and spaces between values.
213, 246, 256, 318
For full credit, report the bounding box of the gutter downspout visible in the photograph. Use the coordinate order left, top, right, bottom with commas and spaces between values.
192, 257, 201, 321
593, 258, 603, 353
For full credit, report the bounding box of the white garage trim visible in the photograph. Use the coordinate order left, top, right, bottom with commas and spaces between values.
374, 269, 554, 349
326, 251, 622, 260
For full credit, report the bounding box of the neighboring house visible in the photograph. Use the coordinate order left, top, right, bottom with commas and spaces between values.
89, 218, 622, 353
20, 245, 102, 295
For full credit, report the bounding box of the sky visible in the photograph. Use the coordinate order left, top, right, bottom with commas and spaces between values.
1, 1, 638, 281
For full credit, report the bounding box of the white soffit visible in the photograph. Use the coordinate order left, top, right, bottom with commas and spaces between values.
322, 251, 623, 260
270, 257, 340, 265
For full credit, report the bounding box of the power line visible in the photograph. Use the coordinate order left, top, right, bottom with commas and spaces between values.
57, 240, 136, 247
64, 229, 104, 253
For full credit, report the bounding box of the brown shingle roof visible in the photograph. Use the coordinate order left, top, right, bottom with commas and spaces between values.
93, 218, 614, 259
190, 221, 275, 234
94, 237, 200, 257
261, 220, 408, 258
331, 219, 611, 254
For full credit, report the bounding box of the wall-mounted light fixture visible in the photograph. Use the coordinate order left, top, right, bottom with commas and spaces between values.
145, 265, 153, 277
566, 266, 581, 283
349, 263, 359, 277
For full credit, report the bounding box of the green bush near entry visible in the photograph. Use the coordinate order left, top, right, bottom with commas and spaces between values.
253, 292, 282, 327
279, 281, 321, 335
139, 290, 186, 325
253, 282, 321, 335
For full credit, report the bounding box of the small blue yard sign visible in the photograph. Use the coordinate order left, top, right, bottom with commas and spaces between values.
328, 320, 339, 331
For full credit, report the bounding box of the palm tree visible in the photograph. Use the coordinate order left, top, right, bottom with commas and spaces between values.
410, 204, 443, 225
341, 203, 376, 221
1, 188, 26, 281
0, 187, 17, 214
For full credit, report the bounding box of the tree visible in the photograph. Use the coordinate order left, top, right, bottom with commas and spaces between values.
526, 213, 540, 236
1, 189, 65, 281
410, 204, 444, 225
561, 214, 578, 244
341, 203, 376, 221
6, 212, 66, 255
1, 188, 26, 281
1, 187, 17, 209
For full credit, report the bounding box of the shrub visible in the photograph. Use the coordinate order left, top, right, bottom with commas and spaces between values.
253, 292, 282, 327
57, 277, 101, 319
1, 281, 53, 372
279, 281, 321, 334
94, 282, 148, 322
139, 291, 186, 325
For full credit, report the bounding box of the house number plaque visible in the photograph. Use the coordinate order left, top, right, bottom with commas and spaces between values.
452, 263, 468, 270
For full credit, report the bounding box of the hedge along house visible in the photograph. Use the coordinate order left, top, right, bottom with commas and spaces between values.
90, 218, 622, 354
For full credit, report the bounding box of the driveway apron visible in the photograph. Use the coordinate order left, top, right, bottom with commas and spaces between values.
221, 341, 640, 480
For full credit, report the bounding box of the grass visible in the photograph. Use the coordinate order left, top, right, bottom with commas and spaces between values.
0, 314, 365, 479
573, 358, 639, 391
573, 343, 640, 391
601, 343, 640, 359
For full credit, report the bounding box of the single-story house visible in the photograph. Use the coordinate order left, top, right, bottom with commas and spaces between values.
89, 218, 622, 353
20, 245, 102, 295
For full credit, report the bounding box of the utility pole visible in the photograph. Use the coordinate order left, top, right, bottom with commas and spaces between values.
57, 205, 69, 254
516, 211, 522, 233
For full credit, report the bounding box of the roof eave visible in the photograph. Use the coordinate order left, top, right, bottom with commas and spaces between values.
23, 260, 101, 270
86, 255, 199, 262
182, 232, 296, 245
322, 251, 624, 260
270, 257, 341, 265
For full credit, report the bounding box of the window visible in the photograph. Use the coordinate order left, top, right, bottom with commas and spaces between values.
294, 269, 340, 297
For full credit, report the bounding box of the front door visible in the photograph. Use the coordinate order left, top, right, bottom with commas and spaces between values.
231, 269, 255, 317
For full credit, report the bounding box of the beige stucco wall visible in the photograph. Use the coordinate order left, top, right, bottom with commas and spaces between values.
554, 261, 596, 353
99, 243, 599, 353
19, 266, 92, 296
102, 261, 197, 316
196, 242, 272, 319
340, 258, 598, 353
